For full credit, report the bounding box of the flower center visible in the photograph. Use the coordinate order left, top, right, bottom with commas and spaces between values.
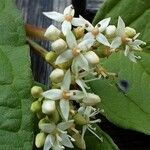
72, 48, 80, 57
65, 15, 73, 22
62, 91, 70, 100
92, 28, 99, 36
121, 36, 132, 44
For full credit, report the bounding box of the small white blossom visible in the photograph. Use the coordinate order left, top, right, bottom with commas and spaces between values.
51, 39, 67, 54
43, 5, 84, 35
115, 17, 146, 62
78, 106, 102, 141
39, 120, 75, 150
42, 100, 56, 115
80, 16, 111, 47
44, 25, 61, 41
50, 68, 64, 83
105, 25, 116, 36
42, 70, 85, 121
55, 30, 95, 73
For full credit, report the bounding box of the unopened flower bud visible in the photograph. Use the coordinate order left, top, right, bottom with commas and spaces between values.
45, 51, 57, 64
106, 25, 116, 36
31, 101, 41, 113
51, 39, 67, 54
74, 27, 85, 39
42, 100, 56, 115
125, 27, 136, 38
83, 93, 101, 106
50, 68, 64, 83
72, 133, 86, 150
31, 86, 43, 98
35, 132, 46, 148
73, 113, 87, 125
44, 25, 61, 41
84, 51, 100, 65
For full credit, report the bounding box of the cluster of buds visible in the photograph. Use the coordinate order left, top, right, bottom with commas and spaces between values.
30, 5, 146, 150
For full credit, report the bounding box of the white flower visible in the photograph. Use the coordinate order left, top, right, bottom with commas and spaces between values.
55, 30, 95, 73
105, 25, 116, 36
84, 51, 100, 65
80, 16, 111, 47
51, 39, 67, 54
39, 120, 75, 150
115, 17, 146, 62
44, 25, 61, 41
42, 100, 56, 115
42, 70, 85, 121
82, 93, 101, 106
43, 5, 84, 35
50, 68, 64, 83
78, 106, 102, 141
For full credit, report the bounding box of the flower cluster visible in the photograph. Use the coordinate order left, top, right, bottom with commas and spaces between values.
30, 5, 146, 150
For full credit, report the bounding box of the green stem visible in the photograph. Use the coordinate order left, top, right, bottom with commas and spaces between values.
27, 37, 48, 58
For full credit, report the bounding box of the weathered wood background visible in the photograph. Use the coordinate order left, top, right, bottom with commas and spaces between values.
15, 0, 150, 149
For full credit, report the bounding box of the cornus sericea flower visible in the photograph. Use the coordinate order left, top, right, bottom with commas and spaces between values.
39, 120, 75, 150
78, 106, 102, 141
43, 5, 84, 35
44, 25, 61, 41
115, 17, 146, 62
42, 70, 84, 121
80, 16, 111, 47
50, 68, 64, 83
55, 30, 95, 73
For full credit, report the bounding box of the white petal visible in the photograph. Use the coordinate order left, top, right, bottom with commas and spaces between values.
128, 52, 138, 63
66, 30, 77, 49
124, 45, 130, 56
116, 16, 125, 36
63, 5, 75, 16
42, 89, 62, 100
84, 106, 92, 116
83, 32, 95, 40
76, 54, 89, 71
111, 37, 122, 49
77, 39, 94, 51
71, 18, 85, 26
71, 59, 79, 75
131, 39, 146, 46
82, 125, 87, 139
61, 69, 71, 91
60, 100, 70, 121
60, 134, 74, 148
96, 17, 111, 32
57, 120, 74, 131
75, 79, 87, 95
55, 50, 73, 65
96, 33, 110, 46
70, 89, 85, 100
62, 20, 72, 35
43, 135, 54, 150
79, 15, 94, 31
43, 12, 64, 22
39, 123, 56, 133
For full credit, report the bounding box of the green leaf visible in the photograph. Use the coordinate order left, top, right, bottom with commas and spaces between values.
89, 0, 150, 135
84, 126, 118, 150
0, 0, 34, 149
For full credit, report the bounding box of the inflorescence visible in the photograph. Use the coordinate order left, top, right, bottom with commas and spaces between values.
30, 5, 146, 150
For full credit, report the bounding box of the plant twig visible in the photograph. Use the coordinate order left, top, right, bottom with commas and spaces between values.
27, 37, 48, 58
25, 24, 48, 41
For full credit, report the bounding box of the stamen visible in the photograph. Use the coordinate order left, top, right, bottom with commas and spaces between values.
62, 91, 71, 100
